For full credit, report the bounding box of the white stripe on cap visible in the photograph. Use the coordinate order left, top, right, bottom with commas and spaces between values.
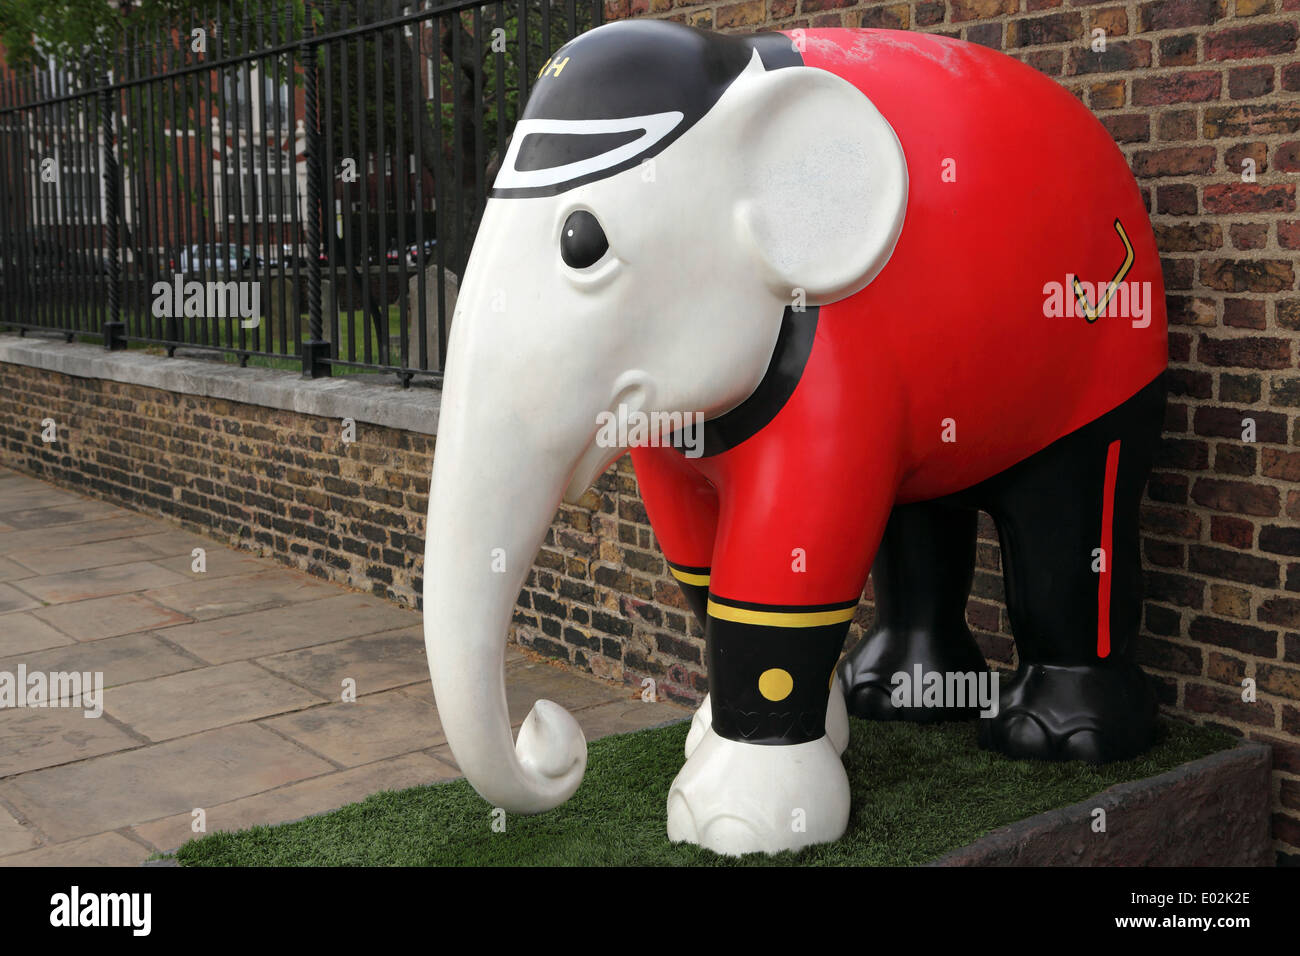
494, 111, 684, 191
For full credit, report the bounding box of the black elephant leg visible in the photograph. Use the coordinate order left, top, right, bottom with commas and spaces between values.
977, 374, 1166, 763
839, 500, 988, 722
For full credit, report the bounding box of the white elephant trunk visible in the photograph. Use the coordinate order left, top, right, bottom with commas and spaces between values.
421, 324, 596, 813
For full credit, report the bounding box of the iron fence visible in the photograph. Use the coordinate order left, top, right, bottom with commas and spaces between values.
0, 0, 600, 383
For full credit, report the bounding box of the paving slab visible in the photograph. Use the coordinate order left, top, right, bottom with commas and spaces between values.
256, 625, 427, 698
16, 561, 191, 604
157, 592, 418, 663
131, 751, 460, 853
4, 532, 198, 576
1, 724, 336, 842
0, 803, 39, 855
261, 687, 446, 767
143, 569, 339, 620
570, 698, 692, 740
0, 632, 202, 696
0, 831, 149, 867
105, 661, 325, 741
0, 611, 76, 656
0, 556, 32, 582
502, 658, 626, 723
0, 515, 163, 555
0, 706, 141, 777
151, 548, 273, 580
0, 583, 41, 615
2, 499, 124, 530
32, 593, 194, 642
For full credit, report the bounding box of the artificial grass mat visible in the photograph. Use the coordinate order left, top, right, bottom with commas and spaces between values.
172, 716, 1234, 866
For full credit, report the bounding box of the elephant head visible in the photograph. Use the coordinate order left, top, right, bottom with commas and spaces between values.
422, 20, 907, 813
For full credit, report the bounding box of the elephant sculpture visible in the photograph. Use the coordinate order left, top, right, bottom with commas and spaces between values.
422, 21, 1168, 856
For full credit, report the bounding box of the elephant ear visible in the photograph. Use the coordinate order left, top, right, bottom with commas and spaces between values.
729, 56, 908, 306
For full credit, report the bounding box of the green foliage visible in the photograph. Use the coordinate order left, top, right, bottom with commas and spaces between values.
171, 717, 1235, 867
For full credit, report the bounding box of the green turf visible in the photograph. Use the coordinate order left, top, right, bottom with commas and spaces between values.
170, 717, 1234, 867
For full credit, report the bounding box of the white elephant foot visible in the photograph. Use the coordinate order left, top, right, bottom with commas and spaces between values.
685, 682, 850, 759
668, 729, 850, 856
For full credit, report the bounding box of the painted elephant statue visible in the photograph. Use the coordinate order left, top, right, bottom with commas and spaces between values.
421, 20, 1168, 856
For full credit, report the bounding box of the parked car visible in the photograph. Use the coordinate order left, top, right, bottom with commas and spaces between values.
406, 238, 437, 268
176, 243, 264, 273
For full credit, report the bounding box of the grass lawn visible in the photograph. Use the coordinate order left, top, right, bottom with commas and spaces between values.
170, 716, 1234, 867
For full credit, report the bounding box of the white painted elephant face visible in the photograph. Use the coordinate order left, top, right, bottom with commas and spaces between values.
445, 19, 908, 501
423, 20, 907, 817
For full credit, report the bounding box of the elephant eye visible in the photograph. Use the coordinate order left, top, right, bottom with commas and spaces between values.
560, 210, 608, 269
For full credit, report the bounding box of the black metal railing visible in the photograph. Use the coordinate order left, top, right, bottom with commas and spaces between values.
0, 0, 600, 384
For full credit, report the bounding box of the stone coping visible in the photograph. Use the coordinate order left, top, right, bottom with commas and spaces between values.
930, 741, 1273, 867
0, 334, 442, 436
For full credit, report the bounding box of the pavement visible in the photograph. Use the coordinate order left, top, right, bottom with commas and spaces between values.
0, 464, 688, 865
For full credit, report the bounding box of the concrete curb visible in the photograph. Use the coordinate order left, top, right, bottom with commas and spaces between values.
0, 335, 442, 436
929, 741, 1273, 866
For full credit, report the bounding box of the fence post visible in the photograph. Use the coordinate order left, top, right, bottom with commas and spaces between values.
100, 72, 125, 350
301, 3, 329, 378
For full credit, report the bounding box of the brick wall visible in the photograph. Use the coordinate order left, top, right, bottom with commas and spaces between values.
2, 0, 1298, 864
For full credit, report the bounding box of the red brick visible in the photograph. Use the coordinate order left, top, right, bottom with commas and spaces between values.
953, 0, 1020, 18
1133, 71, 1222, 105
1157, 183, 1199, 214
1223, 296, 1266, 325
1191, 544, 1280, 586
1133, 145, 1217, 176
1274, 376, 1300, 407
1219, 372, 1262, 403
1262, 526, 1300, 557
1159, 33, 1200, 65
1205, 21, 1299, 59
1198, 334, 1292, 369
1205, 104, 1300, 136
1281, 221, 1300, 249
1203, 183, 1296, 213
1189, 615, 1278, 655
915, 1, 947, 24
1210, 514, 1255, 548
1275, 299, 1300, 332
1261, 598, 1300, 629
1021, 49, 1065, 74
1185, 681, 1274, 725
1139, 0, 1227, 30
965, 22, 1003, 47
1102, 113, 1151, 142
1066, 40, 1154, 74
1146, 569, 1205, 607
715, 0, 767, 27
1228, 64, 1274, 98
1141, 504, 1203, 538
1157, 110, 1199, 141
1154, 222, 1222, 251
1198, 256, 1296, 292
1225, 140, 1269, 173
1008, 12, 1085, 46
1284, 62, 1300, 91
1278, 142, 1300, 171
1262, 448, 1300, 482
1191, 476, 1282, 515
1167, 295, 1217, 326
1228, 222, 1269, 251
857, 4, 911, 28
